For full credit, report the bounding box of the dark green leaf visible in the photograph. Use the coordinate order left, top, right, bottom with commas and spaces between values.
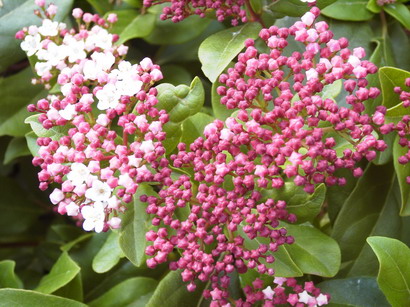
92, 231, 123, 273
321, 0, 374, 21
160, 64, 192, 86
384, 3, 410, 30
199, 22, 261, 82
393, 134, 410, 216
0, 260, 23, 288
0, 68, 44, 137
0, 289, 87, 307
119, 183, 157, 267
367, 236, 410, 306
0, 0, 74, 72
265, 0, 336, 17
35, 252, 80, 294
318, 277, 389, 306
262, 183, 326, 224
89, 277, 158, 307
53, 273, 83, 302
85, 0, 113, 15
4, 137, 30, 164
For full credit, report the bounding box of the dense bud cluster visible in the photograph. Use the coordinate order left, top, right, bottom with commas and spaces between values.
143, 0, 247, 25
17, 2, 167, 232
216, 7, 386, 193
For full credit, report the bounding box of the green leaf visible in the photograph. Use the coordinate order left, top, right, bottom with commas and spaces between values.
160, 64, 192, 86
265, 0, 336, 17
367, 236, 410, 306
384, 3, 410, 30
25, 131, 40, 156
283, 223, 341, 277
35, 252, 80, 294
106, 10, 156, 44
0, 68, 44, 137
0, 289, 87, 307
25, 114, 70, 140
262, 183, 326, 224
389, 21, 410, 72
0, 0, 74, 72
119, 183, 157, 267
86, 0, 113, 15
0, 260, 23, 288
199, 22, 261, 82
155, 77, 205, 153
367, 0, 382, 13
331, 163, 410, 276
4, 137, 30, 164
180, 112, 214, 145
318, 277, 390, 306
53, 273, 83, 302
321, 0, 374, 21
393, 134, 410, 216
89, 277, 158, 307
145, 14, 211, 45
92, 231, 124, 273
145, 270, 204, 307
211, 64, 235, 121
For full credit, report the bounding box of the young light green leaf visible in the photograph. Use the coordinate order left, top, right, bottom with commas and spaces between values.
321, 0, 374, 21
211, 64, 235, 121
89, 277, 158, 307
119, 183, 157, 267
25, 114, 70, 140
35, 252, 80, 294
92, 231, 124, 273
393, 134, 410, 216
0, 260, 23, 288
380, 66, 410, 108
4, 137, 30, 164
199, 23, 262, 82
180, 112, 214, 145
318, 277, 390, 306
384, 3, 410, 30
367, 236, 410, 306
0, 289, 86, 307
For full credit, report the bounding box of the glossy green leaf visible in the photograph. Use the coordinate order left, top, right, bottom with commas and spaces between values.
0, 260, 23, 288
25, 114, 70, 140
0, 68, 44, 137
0, 0, 73, 72
35, 252, 80, 294
265, 0, 336, 17
145, 14, 211, 45
211, 63, 235, 121
199, 22, 262, 82
4, 137, 30, 164
318, 277, 389, 306
145, 270, 204, 307
322, 0, 374, 21
263, 183, 326, 224
119, 183, 157, 267
89, 277, 158, 307
25, 131, 40, 156
393, 134, 410, 216
384, 3, 410, 30
155, 77, 204, 153
389, 21, 410, 72
160, 64, 192, 86
0, 289, 86, 307
106, 10, 156, 44
379, 66, 410, 111
92, 231, 124, 273
53, 273, 83, 302
367, 0, 382, 13
367, 236, 410, 306
86, 0, 112, 15
180, 112, 214, 145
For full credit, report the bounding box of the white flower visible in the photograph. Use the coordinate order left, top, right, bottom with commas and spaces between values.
300, 0, 316, 2
85, 180, 112, 202
298, 290, 313, 304
262, 286, 274, 300
118, 173, 134, 189
20, 34, 41, 56
67, 163, 90, 185
316, 293, 329, 306
34, 61, 52, 77
50, 188, 64, 204
220, 128, 234, 141
306, 68, 318, 81
59, 104, 77, 120
128, 155, 142, 168
91, 52, 115, 71
38, 19, 60, 37
83, 60, 99, 80
85, 26, 113, 50
96, 83, 121, 110
61, 83, 72, 97
96, 114, 110, 126
81, 203, 105, 233
348, 55, 361, 68
140, 140, 155, 154
66, 202, 79, 216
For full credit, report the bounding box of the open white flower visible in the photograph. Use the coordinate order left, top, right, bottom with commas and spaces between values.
59, 103, 77, 120
96, 83, 121, 110
66, 202, 79, 216
67, 163, 90, 185
81, 203, 105, 233
20, 34, 41, 56
38, 19, 60, 37
85, 180, 112, 202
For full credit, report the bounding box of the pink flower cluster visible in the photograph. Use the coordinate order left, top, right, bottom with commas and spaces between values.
241, 277, 329, 306
18, 2, 167, 233
216, 7, 386, 193
143, 0, 247, 25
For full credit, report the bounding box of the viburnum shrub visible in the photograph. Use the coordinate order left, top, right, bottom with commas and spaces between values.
1, 0, 410, 306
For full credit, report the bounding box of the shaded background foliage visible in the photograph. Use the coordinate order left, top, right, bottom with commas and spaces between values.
1, 0, 410, 306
